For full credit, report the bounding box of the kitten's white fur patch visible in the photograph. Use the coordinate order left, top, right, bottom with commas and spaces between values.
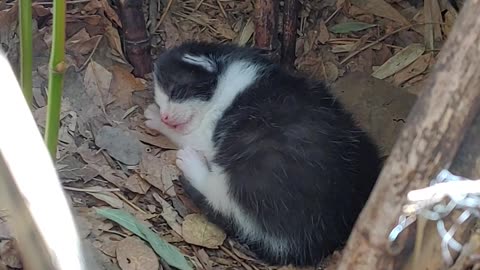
150, 58, 290, 258
182, 54, 216, 72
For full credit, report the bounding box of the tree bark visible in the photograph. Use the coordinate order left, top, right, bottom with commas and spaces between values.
253, 0, 278, 51
117, 0, 152, 77
336, 0, 480, 269
280, 0, 299, 69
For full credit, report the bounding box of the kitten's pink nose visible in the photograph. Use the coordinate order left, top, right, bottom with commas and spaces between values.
161, 114, 175, 126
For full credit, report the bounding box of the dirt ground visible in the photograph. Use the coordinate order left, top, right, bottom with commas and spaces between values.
0, 0, 460, 269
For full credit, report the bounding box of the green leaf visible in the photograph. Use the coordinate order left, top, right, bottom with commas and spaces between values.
329, 21, 377, 34
96, 208, 193, 270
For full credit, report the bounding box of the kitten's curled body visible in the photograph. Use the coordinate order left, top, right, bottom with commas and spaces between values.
144, 42, 382, 266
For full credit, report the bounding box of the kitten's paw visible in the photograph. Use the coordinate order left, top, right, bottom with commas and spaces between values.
144, 104, 163, 131
176, 147, 209, 187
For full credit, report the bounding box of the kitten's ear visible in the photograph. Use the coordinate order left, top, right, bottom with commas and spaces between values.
181, 54, 217, 73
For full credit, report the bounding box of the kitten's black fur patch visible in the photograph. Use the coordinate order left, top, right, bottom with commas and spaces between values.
155, 41, 383, 266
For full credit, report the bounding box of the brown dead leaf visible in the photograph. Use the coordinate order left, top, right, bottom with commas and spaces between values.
32, 3, 51, 17
0, 240, 22, 268
84, 60, 114, 109
162, 16, 182, 49
116, 237, 159, 270
196, 249, 212, 270
182, 214, 226, 249
350, 0, 410, 25
86, 189, 124, 208
372, 43, 425, 79
153, 193, 183, 236
161, 165, 179, 196
140, 152, 180, 194
0, 220, 10, 239
133, 130, 178, 150
66, 28, 102, 55
216, 23, 237, 40
125, 174, 151, 194
318, 20, 330, 44
236, 18, 254, 46
92, 0, 122, 27
91, 164, 126, 188
442, 10, 456, 37
110, 65, 146, 107
104, 22, 126, 60
393, 53, 432, 86
77, 143, 109, 166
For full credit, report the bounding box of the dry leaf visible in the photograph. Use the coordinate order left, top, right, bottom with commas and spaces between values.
77, 143, 109, 166
0, 241, 22, 268
84, 60, 114, 109
116, 237, 159, 270
442, 10, 456, 37
125, 174, 151, 194
372, 43, 425, 79
236, 18, 254, 46
318, 20, 329, 44
161, 165, 180, 196
140, 152, 180, 194
66, 28, 95, 55
110, 65, 146, 107
87, 190, 124, 209
153, 193, 183, 236
350, 0, 410, 25
32, 3, 51, 17
97, 0, 122, 27
92, 164, 127, 188
134, 130, 178, 150
104, 22, 126, 60
182, 214, 226, 249
393, 53, 432, 86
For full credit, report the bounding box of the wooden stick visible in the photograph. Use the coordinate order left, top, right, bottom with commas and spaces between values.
253, 0, 278, 51
280, 0, 299, 69
336, 0, 480, 268
118, 0, 152, 77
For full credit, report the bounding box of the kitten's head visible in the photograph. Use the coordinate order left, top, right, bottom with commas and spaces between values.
152, 42, 224, 134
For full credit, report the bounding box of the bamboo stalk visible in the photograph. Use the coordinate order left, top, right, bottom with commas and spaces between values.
44, 0, 67, 158
19, 0, 32, 107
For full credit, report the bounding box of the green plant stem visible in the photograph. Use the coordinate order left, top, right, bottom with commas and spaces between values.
44, 0, 66, 158
19, 0, 33, 107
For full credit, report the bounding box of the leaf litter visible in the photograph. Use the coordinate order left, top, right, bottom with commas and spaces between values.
0, 0, 456, 269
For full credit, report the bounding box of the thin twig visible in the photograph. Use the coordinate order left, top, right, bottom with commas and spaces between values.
155, 0, 174, 31
215, 0, 227, 18
220, 246, 254, 270
339, 24, 414, 65
63, 186, 122, 193
193, 0, 206, 11
113, 191, 147, 214
325, 5, 342, 24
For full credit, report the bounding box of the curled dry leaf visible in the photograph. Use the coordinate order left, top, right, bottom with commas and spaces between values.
87, 190, 124, 209
236, 18, 254, 46
110, 65, 146, 108
371, 43, 425, 79
182, 214, 226, 249
116, 237, 160, 270
0, 241, 22, 268
318, 20, 329, 44
153, 193, 183, 236
140, 152, 181, 194
134, 130, 178, 150
84, 60, 114, 109
66, 28, 102, 55
393, 53, 432, 86
350, 0, 410, 25
125, 174, 151, 194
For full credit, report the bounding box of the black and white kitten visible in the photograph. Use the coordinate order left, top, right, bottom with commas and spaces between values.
144, 42, 382, 266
